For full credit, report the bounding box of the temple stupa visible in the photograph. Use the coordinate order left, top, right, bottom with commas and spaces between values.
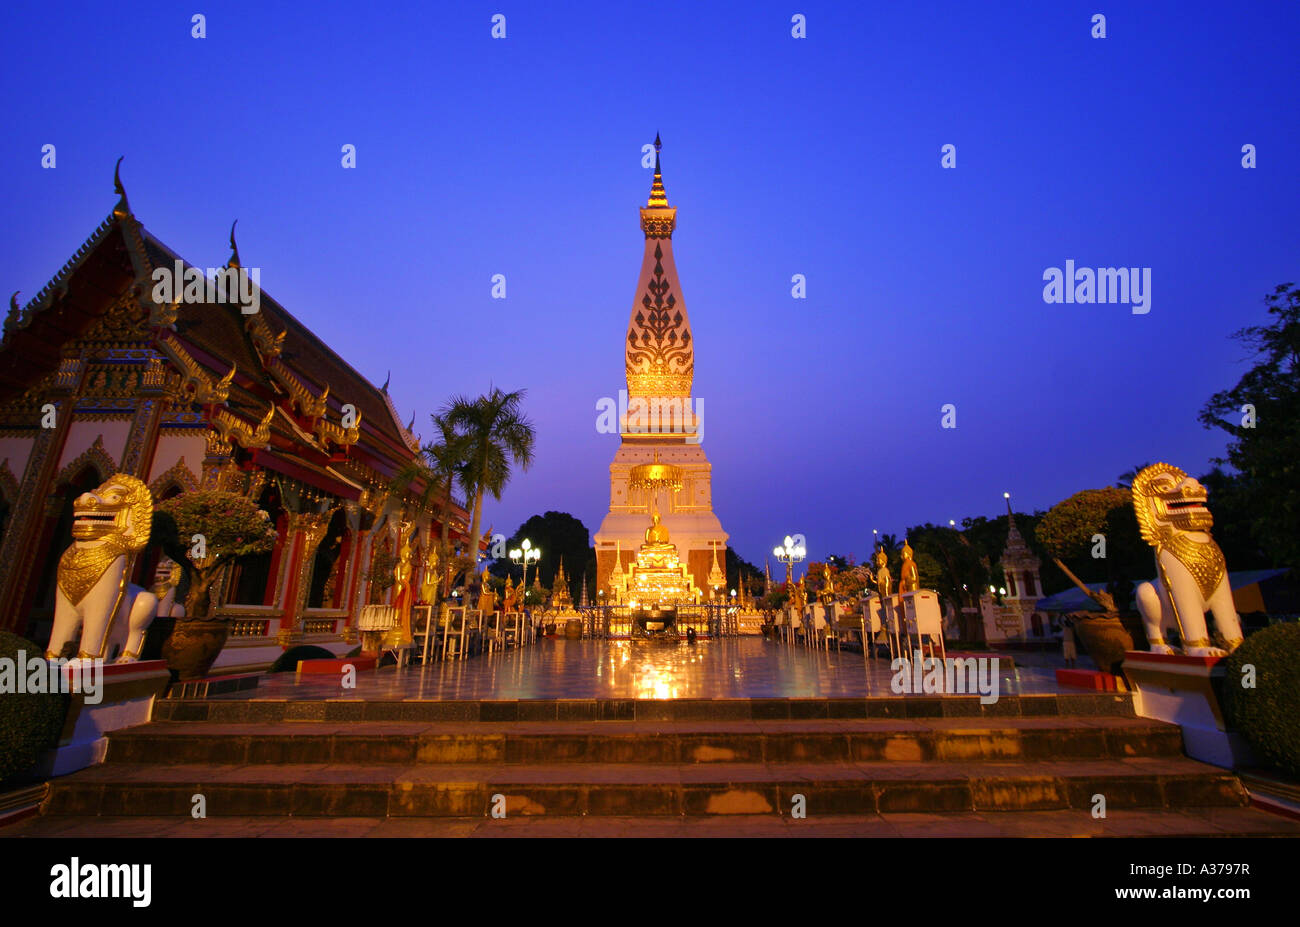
595, 135, 728, 593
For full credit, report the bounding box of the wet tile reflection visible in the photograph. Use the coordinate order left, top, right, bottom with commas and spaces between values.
208, 639, 1065, 702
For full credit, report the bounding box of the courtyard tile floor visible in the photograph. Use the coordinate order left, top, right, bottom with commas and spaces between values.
213, 638, 1065, 701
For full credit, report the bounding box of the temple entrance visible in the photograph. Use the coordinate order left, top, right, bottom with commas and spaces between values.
26, 465, 103, 641
227, 483, 286, 606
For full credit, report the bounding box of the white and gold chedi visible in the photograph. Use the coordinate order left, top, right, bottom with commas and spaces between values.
48, 473, 158, 665
1131, 462, 1243, 656
595, 135, 728, 595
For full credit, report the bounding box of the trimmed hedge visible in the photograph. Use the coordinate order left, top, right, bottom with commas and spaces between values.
0, 631, 70, 785
1223, 622, 1300, 778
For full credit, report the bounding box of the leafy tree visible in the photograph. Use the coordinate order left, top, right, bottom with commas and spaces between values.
1196, 466, 1269, 569
446, 387, 536, 571
1036, 488, 1144, 613
907, 524, 987, 603
1114, 463, 1154, 489
492, 511, 592, 604
725, 548, 763, 599
1199, 282, 1300, 571
154, 491, 278, 618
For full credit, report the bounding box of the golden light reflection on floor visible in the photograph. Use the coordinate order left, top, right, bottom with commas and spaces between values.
209, 638, 1062, 701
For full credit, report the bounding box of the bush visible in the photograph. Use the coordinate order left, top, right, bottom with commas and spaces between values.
0, 632, 70, 785
1222, 622, 1300, 778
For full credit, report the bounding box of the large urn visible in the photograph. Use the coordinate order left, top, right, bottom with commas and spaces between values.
1068, 611, 1134, 676
162, 620, 230, 680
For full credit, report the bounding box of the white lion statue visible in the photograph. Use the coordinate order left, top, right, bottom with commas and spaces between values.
1130, 462, 1243, 657
46, 473, 158, 666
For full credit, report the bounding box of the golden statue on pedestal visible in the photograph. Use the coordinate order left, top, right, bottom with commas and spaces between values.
476, 566, 496, 614
1130, 462, 1244, 655
385, 522, 414, 647
821, 563, 837, 603
419, 546, 440, 604
502, 575, 519, 612
874, 548, 892, 598
789, 575, 808, 613
627, 512, 698, 605
898, 540, 919, 593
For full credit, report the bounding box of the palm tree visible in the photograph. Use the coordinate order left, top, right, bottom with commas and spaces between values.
388, 410, 472, 599
1115, 463, 1153, 489
446, 387, 536, 569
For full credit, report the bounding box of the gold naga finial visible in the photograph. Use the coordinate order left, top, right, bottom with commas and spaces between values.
112, 157, 131, 218
227, 220, 241, 269
251, 402, 275, 445
9, 291, 19, 314
214, 364, 236, 400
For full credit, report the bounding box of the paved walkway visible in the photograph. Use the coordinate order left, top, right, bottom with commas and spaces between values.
214, 638, 1063, 701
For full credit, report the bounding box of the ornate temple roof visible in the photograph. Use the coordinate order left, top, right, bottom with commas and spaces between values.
0, 166, 463, 508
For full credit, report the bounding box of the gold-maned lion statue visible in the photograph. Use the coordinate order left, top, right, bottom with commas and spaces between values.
47, 473, 158, 665
1131, 462, 1243, 657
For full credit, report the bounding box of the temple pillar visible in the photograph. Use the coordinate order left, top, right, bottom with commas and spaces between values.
0, 393, 73, 632
277, 511, 332, 647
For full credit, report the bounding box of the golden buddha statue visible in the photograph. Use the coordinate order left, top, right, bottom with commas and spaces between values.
393, 537, 413, 597
790, 576, 807, 612
898, 540, 919, 593
646, 512, 670, 546
821, 563, 836, 603
386, 526, 415, 647
476, 566, 496, 614
627, 511, 697, 604
874, 548, 892, 597
419, 546, 441, 604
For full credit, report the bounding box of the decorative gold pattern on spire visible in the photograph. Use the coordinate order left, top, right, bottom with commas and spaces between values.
626, 242, 693, 397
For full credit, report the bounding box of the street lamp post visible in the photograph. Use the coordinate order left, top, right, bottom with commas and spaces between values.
773, 535, 806, 585
509, 539, 541, 600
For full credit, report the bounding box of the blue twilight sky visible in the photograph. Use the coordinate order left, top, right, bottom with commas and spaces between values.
2, 1, 1297, 570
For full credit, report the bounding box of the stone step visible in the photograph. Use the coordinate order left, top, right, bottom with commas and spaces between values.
103, 717, 1186, 766
150, 692, 1135, 723
10, 808, 1300, 838
44, 757, 1249, 817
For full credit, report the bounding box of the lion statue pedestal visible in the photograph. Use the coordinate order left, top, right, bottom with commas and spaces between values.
46, 473, 158, 667
1130, 463, 1243, 657
1122, 463, 1252, 769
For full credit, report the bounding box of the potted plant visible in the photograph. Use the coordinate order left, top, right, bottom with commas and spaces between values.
153, 490, 278, 680
1036, 488, 1139, 674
